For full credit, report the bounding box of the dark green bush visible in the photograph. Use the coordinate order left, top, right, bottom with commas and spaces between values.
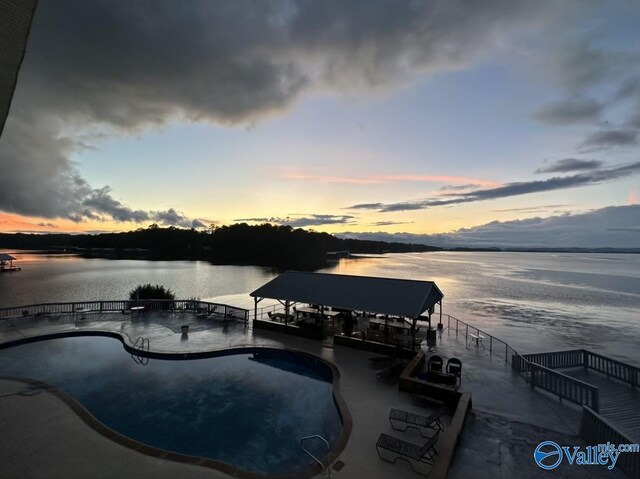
129, 284, 175, 310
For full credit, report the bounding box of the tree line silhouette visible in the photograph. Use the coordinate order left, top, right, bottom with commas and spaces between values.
0, 223, 439, 269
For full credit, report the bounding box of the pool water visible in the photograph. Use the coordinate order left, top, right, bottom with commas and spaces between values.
0, 337, 343, 476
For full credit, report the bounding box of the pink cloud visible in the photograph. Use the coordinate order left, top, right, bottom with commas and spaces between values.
281, 171, 500, 187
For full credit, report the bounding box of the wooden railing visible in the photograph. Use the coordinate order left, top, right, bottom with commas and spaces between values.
250, 303, 285, 321
438, 315, 602, 412
529, 362, 599, 411
519, 349, 584, 369
512, 351, 600, 412
518, 349, 640, 388
513, 348, 640, 414
580, 406, 640, 478
0, 300, 249, 322
584, 350, 640, 387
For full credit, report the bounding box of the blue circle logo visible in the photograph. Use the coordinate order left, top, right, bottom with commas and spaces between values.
534, 441, 563, 470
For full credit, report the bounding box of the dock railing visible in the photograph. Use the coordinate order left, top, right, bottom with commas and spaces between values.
439, 315, 605, 412
580, 406, 640, 478
0, 300, 249, 322
512, 352, 601, 413
516, 349, 640, 388
528, 362, 600, 412
441, 313, 519, 365
583, 350, 640, 387
518, 349, 585, 369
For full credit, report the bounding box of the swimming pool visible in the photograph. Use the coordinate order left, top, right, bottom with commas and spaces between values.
0, 335, 345, 476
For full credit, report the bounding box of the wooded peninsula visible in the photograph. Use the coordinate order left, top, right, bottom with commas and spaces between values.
0, 224, 439, 269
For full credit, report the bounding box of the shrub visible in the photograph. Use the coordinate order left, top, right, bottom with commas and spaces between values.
129, 284, 175, 310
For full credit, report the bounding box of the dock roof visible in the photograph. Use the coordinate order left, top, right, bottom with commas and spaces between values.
250, 271, 443, 318
0, 254, 16, 261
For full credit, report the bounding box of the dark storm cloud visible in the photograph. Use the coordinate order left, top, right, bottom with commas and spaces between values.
535, 158, 602, 173
616, 77, 640, 129
150, 208, 205, 228
1, 0, 560, 222
234, 214, 355, 227
580, 130, 638, 150
337, 205, 640, 249
82, 187, 150, 223
535, 97, 603, 125
607, 227, 640, 233
616, 76, 640, 100
549, 39, 609, 91
536, 38, 640, 151
346, 162, 640, 212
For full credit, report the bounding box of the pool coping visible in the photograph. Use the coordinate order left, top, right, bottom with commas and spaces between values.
0, 330, 353, 479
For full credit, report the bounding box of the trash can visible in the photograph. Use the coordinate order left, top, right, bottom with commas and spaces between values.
426, 328, 437, 348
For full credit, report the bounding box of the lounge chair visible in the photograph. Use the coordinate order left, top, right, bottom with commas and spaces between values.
446, 358, 462, 385
389, 408, 445, 437
376, 431, 439, 476
427, 355, 443, 372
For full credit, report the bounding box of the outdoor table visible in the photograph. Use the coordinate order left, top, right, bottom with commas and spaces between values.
369, 317, 412, 330
271, 312, 293, 323
130, 306, 145, 316
468, 333, 486, 350
296, 307, 340, 326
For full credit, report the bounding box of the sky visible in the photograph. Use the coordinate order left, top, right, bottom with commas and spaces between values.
0, 0, 639, 248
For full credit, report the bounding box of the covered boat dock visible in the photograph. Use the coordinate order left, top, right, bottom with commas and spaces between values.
0, 253, 20, 272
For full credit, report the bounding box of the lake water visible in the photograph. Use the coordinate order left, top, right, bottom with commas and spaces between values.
1, 251, 639, 363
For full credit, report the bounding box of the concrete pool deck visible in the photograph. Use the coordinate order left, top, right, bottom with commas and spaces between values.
0, 312, 625, 478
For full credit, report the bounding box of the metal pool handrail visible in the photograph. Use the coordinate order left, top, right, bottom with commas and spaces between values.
300, 435, 332, 477
131, 336, 149, 365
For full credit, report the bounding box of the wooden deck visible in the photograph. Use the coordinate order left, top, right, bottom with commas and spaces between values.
561, 367, 640, 442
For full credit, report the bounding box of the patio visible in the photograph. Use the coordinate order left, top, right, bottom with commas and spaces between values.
0, 307, 626, 478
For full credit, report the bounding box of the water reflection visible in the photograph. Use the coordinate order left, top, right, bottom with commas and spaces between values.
321, 252, 640, 362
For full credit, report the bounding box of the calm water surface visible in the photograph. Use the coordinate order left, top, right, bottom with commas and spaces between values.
1, 251, 638, 362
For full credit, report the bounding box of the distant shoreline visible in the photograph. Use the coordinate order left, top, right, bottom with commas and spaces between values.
3, 247, 639, 259
443, 247, 640, 254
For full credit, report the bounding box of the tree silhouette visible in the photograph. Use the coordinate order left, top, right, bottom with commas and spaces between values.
0, 224, 439, 269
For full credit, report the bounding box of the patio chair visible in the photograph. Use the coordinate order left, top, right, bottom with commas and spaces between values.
446, 358, 462, 385
427, 355, 443, 372
376, 431, 439, 476
389, 408, 445, 437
